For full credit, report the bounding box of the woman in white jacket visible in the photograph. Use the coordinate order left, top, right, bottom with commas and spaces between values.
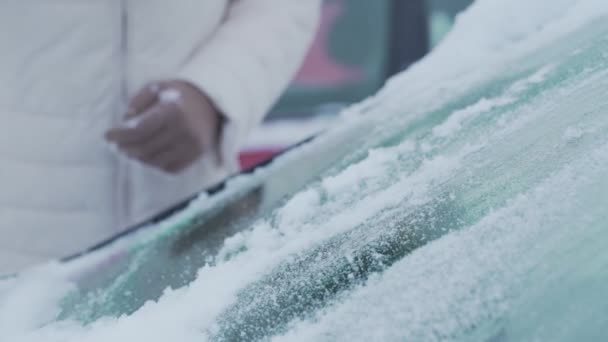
0, 0, 320, 272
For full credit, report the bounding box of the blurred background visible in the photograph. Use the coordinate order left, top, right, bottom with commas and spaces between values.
239, 0, 474, 169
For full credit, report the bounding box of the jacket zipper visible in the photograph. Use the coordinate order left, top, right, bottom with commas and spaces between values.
120, 0, 129, 104
115, 0, 132, 229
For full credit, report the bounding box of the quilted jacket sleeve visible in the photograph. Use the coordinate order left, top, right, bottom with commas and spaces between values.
178, 0, 321, 170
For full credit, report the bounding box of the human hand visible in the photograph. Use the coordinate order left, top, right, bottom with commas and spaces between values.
106, 80, 222, 174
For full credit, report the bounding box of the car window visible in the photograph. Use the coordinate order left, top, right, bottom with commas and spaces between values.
56, 16, 608, 339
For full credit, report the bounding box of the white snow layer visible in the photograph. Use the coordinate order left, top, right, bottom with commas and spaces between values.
2, 0, 608, 341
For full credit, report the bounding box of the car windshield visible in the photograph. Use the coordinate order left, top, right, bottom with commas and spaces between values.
2, 1, 608, 341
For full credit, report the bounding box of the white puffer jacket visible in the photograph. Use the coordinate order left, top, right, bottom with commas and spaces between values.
0, 0, 320, 273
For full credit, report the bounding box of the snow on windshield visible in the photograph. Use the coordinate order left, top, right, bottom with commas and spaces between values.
2, 0, 608, 341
